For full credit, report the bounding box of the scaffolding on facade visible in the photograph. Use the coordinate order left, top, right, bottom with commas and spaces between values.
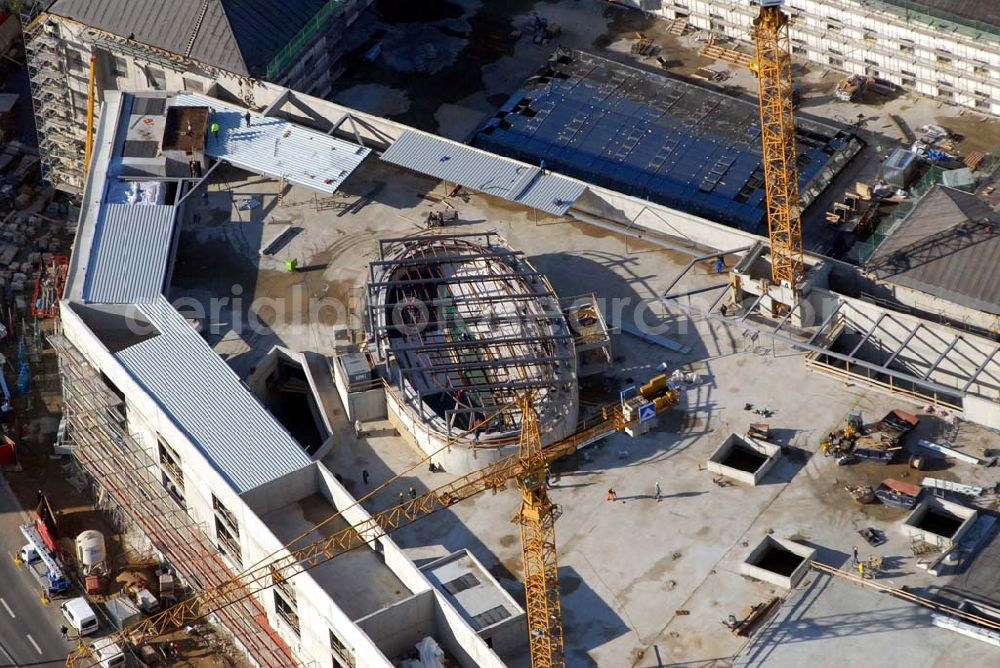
21, 6, 86, 191
49, 332, 296, 667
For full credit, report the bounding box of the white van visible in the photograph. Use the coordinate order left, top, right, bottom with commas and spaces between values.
88, 637, 127, 667
61, 596, 99, 636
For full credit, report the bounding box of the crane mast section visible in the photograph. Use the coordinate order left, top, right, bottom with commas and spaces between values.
753, 5, 805, 287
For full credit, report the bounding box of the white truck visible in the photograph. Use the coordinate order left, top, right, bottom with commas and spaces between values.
19, 524, 70, 596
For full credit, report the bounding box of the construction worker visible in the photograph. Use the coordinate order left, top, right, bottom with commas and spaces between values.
362, 469, 370, 485
210, 120, 220, 139
606, 488, 617, 502
858, 562, 865, 579
654, 481, 662, 501
398, 492, 405, 506
852, 545, 859, 565
244, 111, 251, 128
408, 486, 417, 500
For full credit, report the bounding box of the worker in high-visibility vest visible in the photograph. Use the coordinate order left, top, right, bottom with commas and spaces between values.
210, 121, 220, 139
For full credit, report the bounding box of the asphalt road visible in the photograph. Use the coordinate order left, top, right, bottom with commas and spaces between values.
0, 477, 75, 667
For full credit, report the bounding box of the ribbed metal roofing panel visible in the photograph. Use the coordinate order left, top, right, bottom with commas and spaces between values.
173, 93, 370, 195
83, 203, 176, 304
517, 174, 588, 216
380, 131, 584, 215
115, 297, 312, 494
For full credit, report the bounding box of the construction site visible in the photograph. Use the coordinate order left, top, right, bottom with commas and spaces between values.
0, 1, 998, 668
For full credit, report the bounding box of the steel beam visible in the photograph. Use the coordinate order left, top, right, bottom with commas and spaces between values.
376, 292, 552, 309
660, 245, 754, 297
661, 294, 962, 399
737, 292, 767, 323
370, 313, 567, 332
387, 333, 571, 354
881, 324, 922, 370
398, 355, 571, 375
378, 232, 499, 253
848, 313, 887, 357
367, 271, 546, 290
369, 250, 521, 268
962, 346, 1000, 393
418, 379, 556, 397
923, 336, 961, 380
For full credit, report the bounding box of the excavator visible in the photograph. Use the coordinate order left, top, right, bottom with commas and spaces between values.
66, 373, 679, 667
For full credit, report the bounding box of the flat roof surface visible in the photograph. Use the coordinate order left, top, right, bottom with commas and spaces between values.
868, 186, 1000, 315
422, 551, 522, 631
261, 494, 411, 621
474, 49, 854, 232
173, 93, 371, 195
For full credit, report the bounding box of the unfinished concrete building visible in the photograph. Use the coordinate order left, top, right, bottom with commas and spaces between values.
638, 0, 1000, 115
21, 0, 372, 192
366, 233, 579, 474
55, 89, 523, 668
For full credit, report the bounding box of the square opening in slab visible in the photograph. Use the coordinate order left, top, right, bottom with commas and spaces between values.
902, 497, 977, 548
914, 508, 963, 538
721, 443, 768, 472
748, 543, 804, 576
739, 536, 816, 589
707, 433, 782, 485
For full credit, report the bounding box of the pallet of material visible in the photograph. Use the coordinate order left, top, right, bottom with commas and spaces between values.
964, 151, 985, 171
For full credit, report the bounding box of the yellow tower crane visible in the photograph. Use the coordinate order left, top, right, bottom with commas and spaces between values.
66, 376, 679, 668
752, 0, 805, 289
514, 391, 565, 667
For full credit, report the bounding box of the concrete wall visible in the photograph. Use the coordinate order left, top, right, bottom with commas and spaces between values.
706, 433, 781, 486
332, 354, 387, 422
385, 389, 517, 475
901, 496, 978, 549
827, 262, 1000, 335
356, 591, 437, 660
238, 507, 394, 668
432, 591, 510, 668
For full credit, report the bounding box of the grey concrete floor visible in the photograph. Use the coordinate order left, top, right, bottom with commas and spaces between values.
166, 158, 1000, 667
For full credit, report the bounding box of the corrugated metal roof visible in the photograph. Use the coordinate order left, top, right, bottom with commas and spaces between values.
868, 186, 1000, 315
380, 131, 585, 215
49, 0, 331, 77
115, 297, 312, 494
82, 203, 176, 304
173, 93, 370, 195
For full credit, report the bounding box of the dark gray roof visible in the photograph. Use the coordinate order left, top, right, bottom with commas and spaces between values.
50, 0, 326, 77
881, 1, 1000, 30
868, 185, 1000, 315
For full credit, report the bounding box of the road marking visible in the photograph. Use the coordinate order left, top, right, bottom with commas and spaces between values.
0, 597, 13, 618
26, 634, 42, 654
